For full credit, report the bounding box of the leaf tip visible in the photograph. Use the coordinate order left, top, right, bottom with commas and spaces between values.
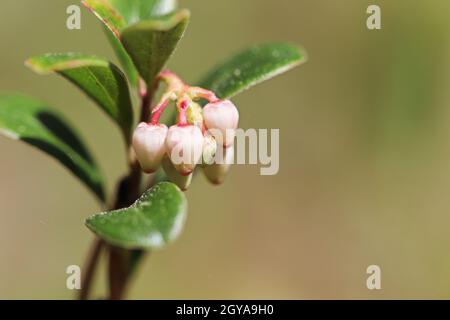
24, 58, 48, 75
177, 8, 191, 20
290, 43, 308, 65
81, 0, 124, 38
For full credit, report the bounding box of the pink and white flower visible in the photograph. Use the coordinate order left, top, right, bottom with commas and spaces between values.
165, 124, 203, 175
132, 122, 168, 173
203, 100, 239, 147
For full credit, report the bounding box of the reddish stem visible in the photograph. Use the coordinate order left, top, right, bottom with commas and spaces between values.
158, 70, 185, 91
189, 86, 220, 103
78, 238, 103, 300
150, 98, 169, 125
177, 99, 189, 126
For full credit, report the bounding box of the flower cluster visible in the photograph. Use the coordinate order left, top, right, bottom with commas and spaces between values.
132, 71, 239, 190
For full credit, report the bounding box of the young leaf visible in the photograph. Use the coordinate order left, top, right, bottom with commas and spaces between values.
120, 9, 190, 88
81, 0, 179, 87
82, 0, 127, 38
103, 27, 139, 87
198, 43, 307, 99
86, 182, 187, 249
0, 94, 105, 201
26, 53, 133, 141
83, 0, 178, 28
82, 0, 132, 86
108, 0, 178, 24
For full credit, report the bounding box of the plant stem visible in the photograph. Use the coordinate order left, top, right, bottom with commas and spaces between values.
105, 89, 154, 300
108, 245, 129, 300
140, 89, 153, 124
79, 238, 104, 300
79, 87, 155, 300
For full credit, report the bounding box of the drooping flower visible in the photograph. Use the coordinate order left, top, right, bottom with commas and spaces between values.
165, 124, 203, 175
132, 122, 168, 173
203, 145, 234, 185
203, 100, 239, 147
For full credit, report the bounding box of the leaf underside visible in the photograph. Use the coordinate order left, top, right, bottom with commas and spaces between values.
0, 94, 105, 201
86, 182, 187, 249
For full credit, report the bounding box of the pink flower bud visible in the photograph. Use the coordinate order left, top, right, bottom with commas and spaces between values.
132, 122, 168, 173
165, 125, 203, 175
203, 100, 239, 147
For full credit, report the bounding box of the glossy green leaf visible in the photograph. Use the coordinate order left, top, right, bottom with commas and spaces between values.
121, 9, 190, 87
81, 0, 179, 87
0, 94, 105, 201
108, 0, 178, 24
86, 182, 187, 249
83, 0, 178, 29
26, 53, 133, 140
82, 0, 131, 85
198, 43, 307, 99
82, 0, 126, 38
103, 27, 139, 87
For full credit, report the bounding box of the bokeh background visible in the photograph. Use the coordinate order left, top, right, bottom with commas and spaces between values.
1, 0, 450, 299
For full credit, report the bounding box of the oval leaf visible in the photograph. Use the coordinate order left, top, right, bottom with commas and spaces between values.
26, 53, 133, 141
103, 27, 139, 87
198, 43, 307, 99
82, 0, 126, 38
86, 182, 187, 249
82, 0, 178, 30
0, 94, 105, 201
120, 9, 190, 87
81, 0, 178, 87
108, 0, 178, 25
82, 0, 137, 85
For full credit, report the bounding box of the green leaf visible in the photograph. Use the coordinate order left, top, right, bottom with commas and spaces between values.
198, 43, 307, 99
26, 53, 133, 141
81, 0, 179, 87
120, 9, 190, 87
108, 0, 178, 24
86, 182, 187, 249
82, 0, 178, 29
82, 0, 127, 38
103, 27, 139, 87
0, 94, 105, 201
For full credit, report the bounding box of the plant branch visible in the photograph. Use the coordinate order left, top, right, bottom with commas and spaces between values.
140, 87, 153, 124
106, 88, 155, 300
108, 245, 129, 300
79, 86, 155, 300
79, 237, 104, 300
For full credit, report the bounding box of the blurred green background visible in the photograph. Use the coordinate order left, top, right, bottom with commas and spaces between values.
1, 0, 450, 299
